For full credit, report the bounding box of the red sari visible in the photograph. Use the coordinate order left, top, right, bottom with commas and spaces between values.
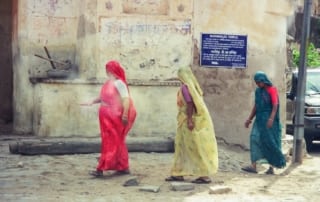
96, 80, 136, 171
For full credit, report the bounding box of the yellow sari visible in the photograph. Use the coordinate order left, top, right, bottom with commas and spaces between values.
171, 68, 218, 177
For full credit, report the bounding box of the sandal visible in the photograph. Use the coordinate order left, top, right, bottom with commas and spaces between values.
115, 169, 131, 175
241, 166, 257, 173
265, 167, 274, 175
191, 177, 212, 184
165, 176, 184, 182
89, 170, 103, 177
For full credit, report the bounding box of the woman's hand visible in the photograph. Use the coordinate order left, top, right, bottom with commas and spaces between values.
187, 119, 194, 131
244, 119, 252, 128
122, 114, 128, 125
267, 118, 273, 128
80, 102, 92, 106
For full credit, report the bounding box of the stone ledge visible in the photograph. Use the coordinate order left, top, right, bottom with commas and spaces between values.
8, 137, 174, 155
29, 77, 180, 86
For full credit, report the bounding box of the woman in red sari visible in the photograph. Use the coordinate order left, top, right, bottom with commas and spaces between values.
82, 60, 136, 177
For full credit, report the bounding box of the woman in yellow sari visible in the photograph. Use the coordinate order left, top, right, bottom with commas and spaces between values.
165, 68, 218, 184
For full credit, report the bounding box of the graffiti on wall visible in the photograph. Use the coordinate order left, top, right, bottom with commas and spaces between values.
99, 17, 192, 80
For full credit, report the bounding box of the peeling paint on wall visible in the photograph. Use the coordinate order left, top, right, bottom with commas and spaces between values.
77, 15, 96, 38
99, 17, 192, 80
27, 0, 78, 17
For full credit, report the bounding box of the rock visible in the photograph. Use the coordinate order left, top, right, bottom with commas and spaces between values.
170, 182, 195, 191
139, 185, 160, 193
17, 161, 24, 168
123, 176, 139, 186
209, 185, 232, 194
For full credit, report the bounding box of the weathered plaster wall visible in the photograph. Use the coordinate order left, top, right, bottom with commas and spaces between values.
32, 80, 178, 138
14, 0, 188, 138
191, 0, 294, 147
13, 0, 296, 148
194, 0, 293, 145
13, 0, 78, 134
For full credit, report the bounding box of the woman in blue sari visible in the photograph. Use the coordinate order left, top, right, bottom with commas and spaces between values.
242, 71, 286, 174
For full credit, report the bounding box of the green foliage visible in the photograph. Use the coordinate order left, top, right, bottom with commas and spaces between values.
292, 43, 320, 68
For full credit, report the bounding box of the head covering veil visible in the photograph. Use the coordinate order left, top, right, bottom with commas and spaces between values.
178, 68, 207, 115
178, 68, 203, 96
254, 71, 272, 86
106, 60, 127, 85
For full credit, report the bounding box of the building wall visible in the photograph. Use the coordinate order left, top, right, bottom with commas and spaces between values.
13, 0, 296, 148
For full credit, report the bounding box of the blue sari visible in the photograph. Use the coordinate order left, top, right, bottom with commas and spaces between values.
250, 87, 286, 168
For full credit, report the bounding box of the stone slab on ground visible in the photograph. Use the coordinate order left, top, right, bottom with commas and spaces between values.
209, 185, 232, 194
170, 182, 195, 191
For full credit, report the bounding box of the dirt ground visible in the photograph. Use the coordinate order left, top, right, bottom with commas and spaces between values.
1, 122, 320, 202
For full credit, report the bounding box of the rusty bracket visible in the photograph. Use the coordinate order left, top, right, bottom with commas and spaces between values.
34, 54, 69, 66
44, 46, 56, 69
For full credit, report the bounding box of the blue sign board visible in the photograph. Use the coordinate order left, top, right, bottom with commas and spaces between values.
200, 33, 247, 68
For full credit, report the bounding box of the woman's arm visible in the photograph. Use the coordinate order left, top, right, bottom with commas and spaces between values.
91, 97, 101, 105
267, 104, 278, 128
186, 102, 195, 130
181, 85, 195, 130
80, 97, 100, 106
121, 97, 130, 125
266, 86, 279, 128
114, 80, 130, 125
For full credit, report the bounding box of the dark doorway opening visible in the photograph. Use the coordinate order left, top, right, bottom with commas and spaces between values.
0, 0, 13, 124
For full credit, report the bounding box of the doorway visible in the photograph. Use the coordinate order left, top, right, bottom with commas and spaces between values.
0, 0, 13, 123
